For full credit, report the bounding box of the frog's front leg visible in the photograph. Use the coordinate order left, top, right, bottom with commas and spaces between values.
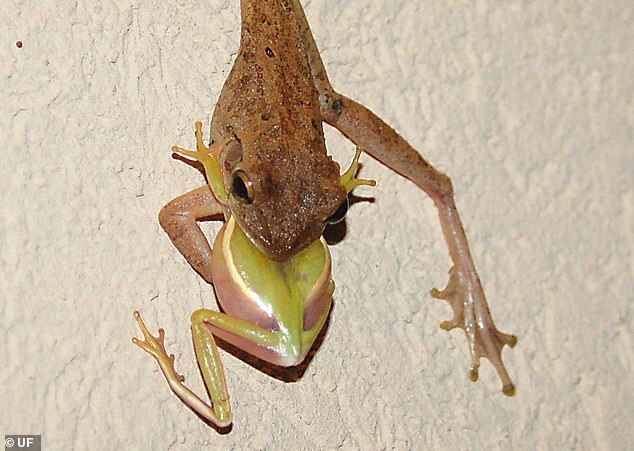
324, 94, 517, 395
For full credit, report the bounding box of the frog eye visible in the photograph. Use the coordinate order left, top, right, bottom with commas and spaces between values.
231, 170, 254, 204
326, 198, 349, 224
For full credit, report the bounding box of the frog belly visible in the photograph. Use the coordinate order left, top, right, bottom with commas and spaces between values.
211, 216, 333, 339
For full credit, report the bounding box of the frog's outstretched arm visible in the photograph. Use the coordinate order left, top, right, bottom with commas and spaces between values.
289, 0, 517, 395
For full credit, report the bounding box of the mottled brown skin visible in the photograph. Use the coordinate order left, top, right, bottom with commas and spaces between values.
210, 0, 347, 261
145, 1, 517, 424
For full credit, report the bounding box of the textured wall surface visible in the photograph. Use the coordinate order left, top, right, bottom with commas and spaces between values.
1, 0, 632, 449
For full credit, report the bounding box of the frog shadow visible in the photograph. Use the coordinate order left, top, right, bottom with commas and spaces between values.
323, 192, 375, 245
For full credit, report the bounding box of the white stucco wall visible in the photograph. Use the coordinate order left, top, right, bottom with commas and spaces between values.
1, 0, 632, 449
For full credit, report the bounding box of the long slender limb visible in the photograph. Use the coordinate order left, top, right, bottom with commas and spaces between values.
132, 312, 232, 427
325, 94, 517, 395
133, 309, 309, 428
158, 185, 224, 284
289, 0, 452, 198
290, 5, 517, 391
192, 309, 281, 349
191, 309, 304, 367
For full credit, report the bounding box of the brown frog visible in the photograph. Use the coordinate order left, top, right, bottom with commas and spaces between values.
133, 0, 517, 429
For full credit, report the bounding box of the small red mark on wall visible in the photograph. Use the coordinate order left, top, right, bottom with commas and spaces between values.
16, 40, 23, 48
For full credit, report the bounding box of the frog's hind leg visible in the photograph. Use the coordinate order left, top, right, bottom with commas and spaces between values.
137, 308, 290, 428
191, 309, 303, 368
319, 92, 517, 395
132, 311, 232, 427
295, 5, 519, 390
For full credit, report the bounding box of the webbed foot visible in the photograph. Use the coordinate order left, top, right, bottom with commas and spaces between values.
432, 267, 517, 396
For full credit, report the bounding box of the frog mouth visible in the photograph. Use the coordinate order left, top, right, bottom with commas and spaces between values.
230, 212, 325, 263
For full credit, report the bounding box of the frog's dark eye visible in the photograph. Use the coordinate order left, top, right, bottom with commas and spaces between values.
326, 198, 349, 224
231, 170, 254, 204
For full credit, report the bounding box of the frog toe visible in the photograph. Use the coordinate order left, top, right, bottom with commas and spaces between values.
132, 311, 185, 382
432, 267, 517, 395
